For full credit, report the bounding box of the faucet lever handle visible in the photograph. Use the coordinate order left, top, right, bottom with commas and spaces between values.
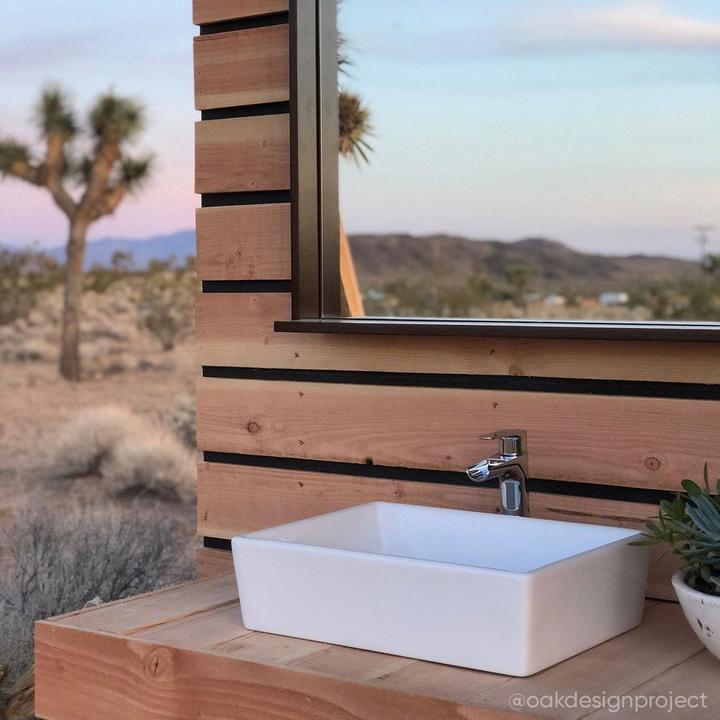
481, 430, 525, 457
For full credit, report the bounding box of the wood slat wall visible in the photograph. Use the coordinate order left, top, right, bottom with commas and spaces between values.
195, 115, 289, 194
195, 292, 720, 383
193, 0, 288, 25
196, 205, 290, 280
197, 377, 719, 491
196, 462, 679, 598
194, 24, 289, 110
192, 6, 718, 603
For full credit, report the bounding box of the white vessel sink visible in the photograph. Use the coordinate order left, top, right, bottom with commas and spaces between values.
232, 502, 649, 676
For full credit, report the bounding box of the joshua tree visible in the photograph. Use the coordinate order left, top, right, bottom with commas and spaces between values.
0, 85, 152, 381
339, 91, 373, 163
337, 21, 373, 164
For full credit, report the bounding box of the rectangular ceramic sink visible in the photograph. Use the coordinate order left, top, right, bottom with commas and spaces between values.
232, 502, 649, 676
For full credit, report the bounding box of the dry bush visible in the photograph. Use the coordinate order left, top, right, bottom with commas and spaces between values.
0, 503, 195, 691
0, 247, 63, 326
164, 394, 196, 448
100, 433, 196, 502
51, 405, 196, 503
52, 405, 155, 477
138, 268, 195, 351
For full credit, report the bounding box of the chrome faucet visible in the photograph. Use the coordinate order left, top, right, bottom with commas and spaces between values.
466, 430, 529, 516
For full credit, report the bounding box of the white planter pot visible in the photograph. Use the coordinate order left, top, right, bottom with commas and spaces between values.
672, 571, 720, 660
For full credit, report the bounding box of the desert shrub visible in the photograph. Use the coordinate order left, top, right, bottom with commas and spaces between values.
138, 266, 195, 351
100, 433, 196, 502
164, 394, 196, 448
0, 247, 63, 325
52, 405, 155, 477
0, 503, 195, 688
84, 250, 136, 293
52, 405, 196, 503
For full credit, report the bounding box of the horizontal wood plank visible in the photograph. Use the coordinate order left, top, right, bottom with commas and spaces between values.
196, 293, 720, 384
56, 574, 237, 634
197, 377, 720, 491
197, 462, 499, 538
193, 0, 288, 25
197, 462, 676, 600
35, 578, 712, 720
195, 115, 289, 194
194, 25, 289, 110
36, 623, 516, 720
195, 205, 290, 280
197, 547, 234, 578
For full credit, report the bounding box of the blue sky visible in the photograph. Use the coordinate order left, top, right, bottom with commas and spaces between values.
339, 0, 720, 258
0, 1, 717, 259
0, 1, 195, 248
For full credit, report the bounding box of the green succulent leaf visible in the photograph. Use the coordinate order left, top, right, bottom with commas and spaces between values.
643, 464, 720, 596
681, 479, 703, 496
687, 495, 720, 536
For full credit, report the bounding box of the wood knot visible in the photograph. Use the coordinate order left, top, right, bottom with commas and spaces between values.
246, 421, 261, 434
143, 647, 174, 680
508, 365, 524, 376
644, 456, 662, 472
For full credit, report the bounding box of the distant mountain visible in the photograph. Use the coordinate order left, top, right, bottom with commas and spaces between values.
9, 230, 700, 291
42, 229, 196, 269
348, 234, 701, 294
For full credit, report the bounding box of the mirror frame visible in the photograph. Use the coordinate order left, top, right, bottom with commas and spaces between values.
274, 0, 720, 342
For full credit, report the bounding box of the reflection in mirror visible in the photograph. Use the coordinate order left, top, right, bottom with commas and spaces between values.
336, 1, 720, 323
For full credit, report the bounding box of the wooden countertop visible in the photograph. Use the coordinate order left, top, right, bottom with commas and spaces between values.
35, 574, 718, 720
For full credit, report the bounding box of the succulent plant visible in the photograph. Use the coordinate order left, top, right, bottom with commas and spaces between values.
639, 465, 720, 596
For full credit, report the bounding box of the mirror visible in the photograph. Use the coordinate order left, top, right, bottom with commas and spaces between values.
333, 0, 720, 325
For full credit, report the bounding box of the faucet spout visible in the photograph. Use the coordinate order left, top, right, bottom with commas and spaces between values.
465, 431, 529, 516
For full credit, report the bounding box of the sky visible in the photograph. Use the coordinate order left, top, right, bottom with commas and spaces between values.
0, 1, 717, 259
0, 0, 195, 249
339, 0, 720, 258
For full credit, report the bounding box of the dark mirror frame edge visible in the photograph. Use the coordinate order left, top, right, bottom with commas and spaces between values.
277, 0, 720, 343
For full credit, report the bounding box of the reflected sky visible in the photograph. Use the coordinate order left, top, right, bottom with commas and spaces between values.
339, 1, 720, 258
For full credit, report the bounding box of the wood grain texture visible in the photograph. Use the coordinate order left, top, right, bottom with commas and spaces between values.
35, 577, 713, 720
195, 115, 289, 194
194, 25, 289, 110
197, 377, 720, 490
197, 462, 499, 538
35, 624, 519, 720
196, 463, 677, 600
55, 574, 238, 634
340, 224, 364, 316
197, 547, 234, 577
195, 292, 720, 384
195, 205, 290, 280
193, 0, 288, 25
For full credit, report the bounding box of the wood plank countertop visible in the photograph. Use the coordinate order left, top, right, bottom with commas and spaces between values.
35, 574, 718, 720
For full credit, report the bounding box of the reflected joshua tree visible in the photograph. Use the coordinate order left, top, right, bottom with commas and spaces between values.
337, 15, 373, 164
